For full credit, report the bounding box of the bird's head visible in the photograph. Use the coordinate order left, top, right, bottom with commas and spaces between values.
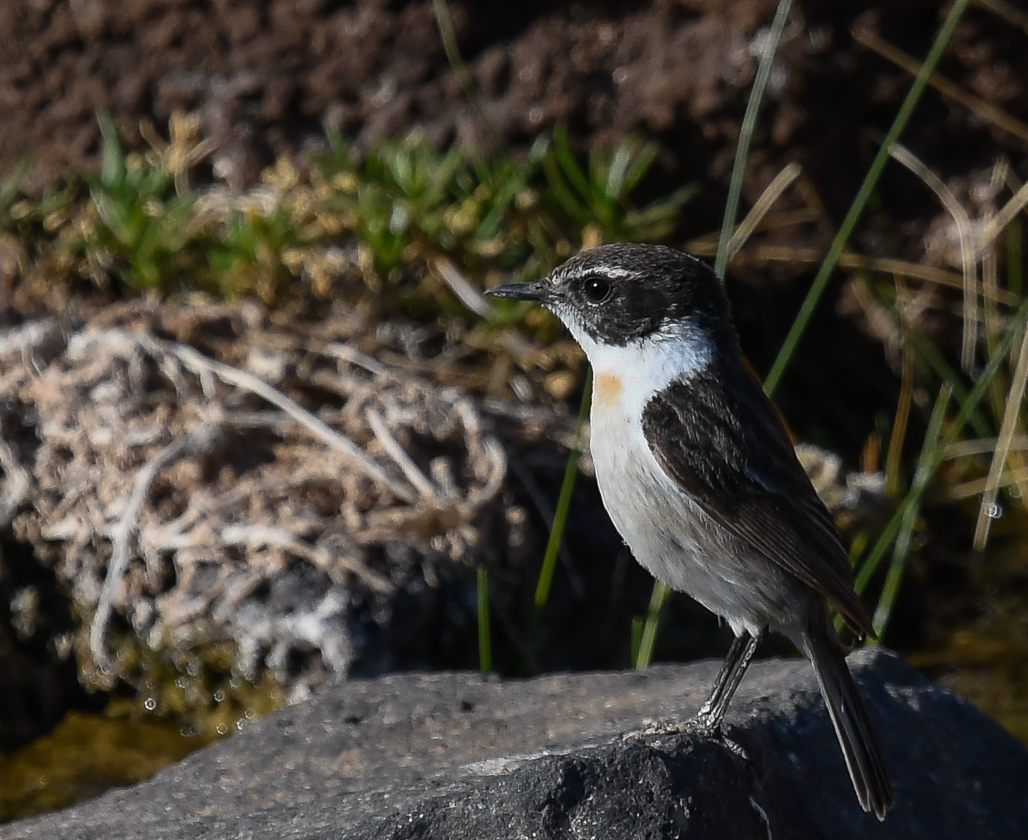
486, 243, 738, 363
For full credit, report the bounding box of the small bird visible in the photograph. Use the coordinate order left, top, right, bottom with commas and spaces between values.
487, 243, 895, 820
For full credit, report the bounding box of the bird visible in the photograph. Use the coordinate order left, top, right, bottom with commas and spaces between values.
486, 243, 895, 820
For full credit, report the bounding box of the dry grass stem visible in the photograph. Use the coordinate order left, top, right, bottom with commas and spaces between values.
973, 324, 1028, 549
685, 241, 1013, 302
853, 25, 1028, 145
0, 301, 538, 694
90, 425, 223, 670
972, 0, 1028, 34
0, 436, 31, 529
169, 342, 417, 502
366, 407, 440, 502
889, 142, 980, 373
944, 435, 1028, 459
950, 466, 1028, 502
727, 162, 803, 257
886, 277, 916, 496
432, 256, 493, 319
981, 178, 1028, 249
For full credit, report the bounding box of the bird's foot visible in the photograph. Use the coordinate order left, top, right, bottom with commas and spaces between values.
622, 715, 689, 743
692, 705, 722, 735
625, 704, 727, 740
623, 712, 750, 764
691, 715, 750, 763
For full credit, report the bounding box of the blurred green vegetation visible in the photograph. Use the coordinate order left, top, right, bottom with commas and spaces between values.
0, 710, 210, 823
0, 112, 696, 312
2, 104, 1027, 685
0, 638, 287, 823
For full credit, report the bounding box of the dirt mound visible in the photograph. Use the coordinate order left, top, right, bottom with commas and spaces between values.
2, 0, 1025, 218
0, 298, 581, 708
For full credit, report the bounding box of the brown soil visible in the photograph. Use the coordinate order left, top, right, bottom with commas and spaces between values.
2, 1, 1026, 213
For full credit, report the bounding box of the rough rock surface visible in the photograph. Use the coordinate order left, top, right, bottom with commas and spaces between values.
6, 648, 1028, 839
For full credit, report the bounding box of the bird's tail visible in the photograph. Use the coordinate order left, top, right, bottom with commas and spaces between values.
803, 628, 895, 820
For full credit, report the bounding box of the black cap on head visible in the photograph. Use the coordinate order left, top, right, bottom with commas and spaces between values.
541, 243, 738, 349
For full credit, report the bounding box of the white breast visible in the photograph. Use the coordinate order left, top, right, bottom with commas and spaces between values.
573, 324, 772, 637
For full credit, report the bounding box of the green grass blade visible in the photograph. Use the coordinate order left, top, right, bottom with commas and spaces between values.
1009, 216, 1023, 300
632, 0, 794, 667
97, 112, 122, 187
855, 296, 1028, 633
621, 141, 659, 196
634, 581, 671, 669
529, 370, 593, 655
714, 0, 794, 281
543, 150, 590, 225
942, 299, 1028, 449
477, 565, 492, 673
432, 0, 504, 149
553, 125, 593, 206
475, 173, 528, 239
854, 507, 902, 597
909, 331, 994, 438
763, 0, 972, 396
629, 0, 794, 668
871, 383, 951, 636
0, 158, 30, 212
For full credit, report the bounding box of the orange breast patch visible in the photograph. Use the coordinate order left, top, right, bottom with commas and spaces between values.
594, 372, 623, 407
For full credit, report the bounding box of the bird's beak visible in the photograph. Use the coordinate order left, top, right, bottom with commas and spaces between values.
485, 280, 549, 302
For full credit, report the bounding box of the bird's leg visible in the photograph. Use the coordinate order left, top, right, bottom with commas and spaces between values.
696, 630, 762, 729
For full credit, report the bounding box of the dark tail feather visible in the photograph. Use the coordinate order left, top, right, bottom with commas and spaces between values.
803, 628, 895, 820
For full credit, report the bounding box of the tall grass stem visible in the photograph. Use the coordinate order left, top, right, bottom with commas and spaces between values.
477, 565, 492, 673
871, 385, 952, 635
857, 296, 1028, 635
639, 0, 795, 667
634, 581, 671, 669
432, 0, 504, 148
528, 370, 593, 663
714, 0, 794, 281
763, 0, 971, 396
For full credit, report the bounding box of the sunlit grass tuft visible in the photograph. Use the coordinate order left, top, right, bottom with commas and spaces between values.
0, 115, 697, 314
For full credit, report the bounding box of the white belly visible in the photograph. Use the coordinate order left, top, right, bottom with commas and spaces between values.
588, 369, 793, 637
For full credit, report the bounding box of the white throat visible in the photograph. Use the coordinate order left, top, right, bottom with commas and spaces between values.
562, 317, 714, 419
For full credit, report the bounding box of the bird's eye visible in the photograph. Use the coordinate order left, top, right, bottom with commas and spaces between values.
582, 276, 612, 303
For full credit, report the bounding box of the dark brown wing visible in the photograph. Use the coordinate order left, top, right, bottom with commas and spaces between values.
641, 364, 873, 637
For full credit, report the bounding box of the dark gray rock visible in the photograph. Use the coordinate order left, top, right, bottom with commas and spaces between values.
7, 649, 1027, 839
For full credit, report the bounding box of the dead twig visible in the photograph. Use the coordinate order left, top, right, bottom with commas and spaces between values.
888, 142, 979, 373
974, 324, 1028, 549
366, 407, 441, 503
1, 301, 536, 697
90, 424, 223, 670
167, 340, 417, 502
0, 435, 31, 529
